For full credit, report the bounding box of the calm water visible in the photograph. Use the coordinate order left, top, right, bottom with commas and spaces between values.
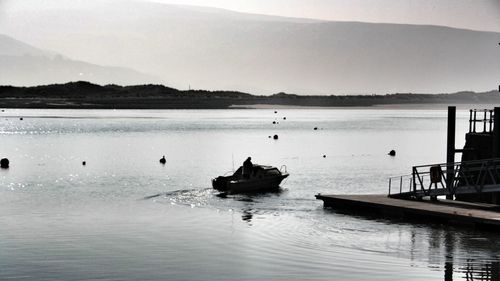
1, 108, 499, 280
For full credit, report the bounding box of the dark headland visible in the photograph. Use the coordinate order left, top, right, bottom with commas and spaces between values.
0, 81, 498, 109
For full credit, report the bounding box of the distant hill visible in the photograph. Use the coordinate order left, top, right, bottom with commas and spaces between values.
0, 34, 55, 57
0, 81, 498, 109
1, 1, 498, 94
0, 34, 162, 86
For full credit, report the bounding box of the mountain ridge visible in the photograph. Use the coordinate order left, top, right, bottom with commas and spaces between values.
1, 1, 499, 94
0, 33, 163, 86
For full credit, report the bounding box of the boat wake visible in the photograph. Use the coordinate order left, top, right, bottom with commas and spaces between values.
143, 188, 220, 208
144, 186, 317, 217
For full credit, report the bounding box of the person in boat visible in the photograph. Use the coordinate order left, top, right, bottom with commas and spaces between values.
242, 157, 253, 179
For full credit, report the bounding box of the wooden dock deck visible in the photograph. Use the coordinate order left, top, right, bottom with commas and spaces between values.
316, 194, 500, 229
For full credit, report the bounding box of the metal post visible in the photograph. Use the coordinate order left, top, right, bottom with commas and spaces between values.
412, 167, 417, 193
494, 107, 500, 157
469, 109, 472, 133
446, 106, 456, 199
490, 110, 494, 132
388, 178, 391, 195
483, 109, 487, 133
473, 110, 477, 132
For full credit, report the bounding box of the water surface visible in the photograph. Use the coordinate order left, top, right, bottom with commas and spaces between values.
1, 108, 498, 280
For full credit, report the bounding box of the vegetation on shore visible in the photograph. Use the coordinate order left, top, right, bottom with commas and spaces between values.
0, 81, 498, 109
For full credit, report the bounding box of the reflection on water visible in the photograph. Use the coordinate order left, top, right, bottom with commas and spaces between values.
1, 108, 497, 281
425, 227, 500, 281
241, 208, 254, 223
451, 261, 499, 281
321, 213, 493, 279
160, 187, 500, 281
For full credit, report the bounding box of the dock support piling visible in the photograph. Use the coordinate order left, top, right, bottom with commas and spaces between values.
446, 106, 456, 200
494, 107, 500, 158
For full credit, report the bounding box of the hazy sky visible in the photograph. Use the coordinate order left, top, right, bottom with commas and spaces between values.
146, 0, 500, 32
0, 0, 498, 94
1, 0, 499, 32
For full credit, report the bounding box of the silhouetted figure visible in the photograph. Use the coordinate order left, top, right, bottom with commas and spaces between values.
273, 134, 279, 140
388, 150, 396, 156
314, 127, 318, 130
1, 158, 9, 169
243, 157, 253, 179
159, 155, 166, 164
272, 121, 276, 124
19, 117, 23, 121
283, 117, 286, 120
274, 111, 277, 114
82, 161, 86, 166
323, 155, 327, 158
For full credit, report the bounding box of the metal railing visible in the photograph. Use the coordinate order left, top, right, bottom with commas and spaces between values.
388, 158, 500, 199
469, 109, 494, 133
388, 174, 413, 196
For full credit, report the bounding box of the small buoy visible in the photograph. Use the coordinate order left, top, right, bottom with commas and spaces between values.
19, 117, 23, 121
283, 117, 286, 120
159, 155, 166, 164
274, 111, 277, 114
272, 121, 276, 124
268, 136, 271, 138
0, 158, 9, 169
388, 150, 396, 156
273, 134, 279, 140
313, 127, 318, 130
323, 155, 326, 158
82, 161, 86, 166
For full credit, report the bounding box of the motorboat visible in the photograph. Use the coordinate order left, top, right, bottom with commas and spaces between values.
212, 164, 289, 194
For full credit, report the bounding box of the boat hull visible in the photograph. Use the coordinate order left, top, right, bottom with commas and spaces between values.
212, 174, 288, 194
226, 174, 288, 194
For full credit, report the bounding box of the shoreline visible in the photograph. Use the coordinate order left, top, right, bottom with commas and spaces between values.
230, 103, 495, 110
1, 81, 498, 110
0, 103, 495, 111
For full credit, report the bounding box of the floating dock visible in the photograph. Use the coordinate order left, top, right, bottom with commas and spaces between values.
315, 194, 500, 229
315, 107, 500, 230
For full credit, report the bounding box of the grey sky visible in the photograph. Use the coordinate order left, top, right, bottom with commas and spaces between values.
0, 0, 498, 93
147, 0, 500, 32
1, 0, 499, 32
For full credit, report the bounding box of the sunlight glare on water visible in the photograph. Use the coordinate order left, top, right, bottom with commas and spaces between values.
0, 108, 498, 281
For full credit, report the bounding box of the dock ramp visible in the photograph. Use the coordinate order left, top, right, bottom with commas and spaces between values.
388, 158, 500, 200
